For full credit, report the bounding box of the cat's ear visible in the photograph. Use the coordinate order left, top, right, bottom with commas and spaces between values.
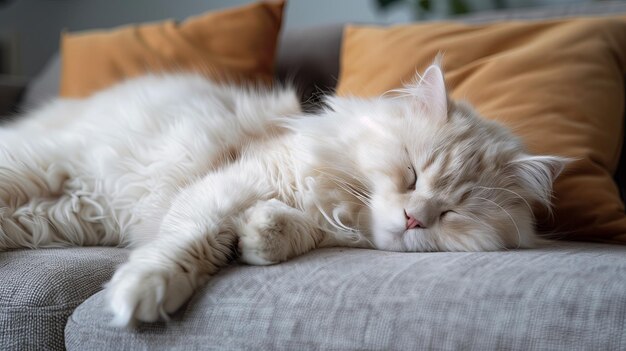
406, 63, 451, 124
508, 155, 570, 207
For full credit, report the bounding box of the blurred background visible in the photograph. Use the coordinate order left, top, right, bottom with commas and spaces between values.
0, 0, 621, 79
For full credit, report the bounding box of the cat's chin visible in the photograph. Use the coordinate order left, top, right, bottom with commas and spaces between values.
371, 239, 407, 252
368, 223, 406, 251
371, 227, 514, 253
369, 228, 433, 252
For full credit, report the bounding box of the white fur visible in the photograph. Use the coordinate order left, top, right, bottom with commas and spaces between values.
0, 66, 566, 326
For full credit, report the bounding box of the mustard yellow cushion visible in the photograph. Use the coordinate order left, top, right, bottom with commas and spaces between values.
338, 18, 626, 244
60, 0, 284, 98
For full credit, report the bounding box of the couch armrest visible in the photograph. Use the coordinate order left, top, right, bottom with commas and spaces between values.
0, 75, 27, 119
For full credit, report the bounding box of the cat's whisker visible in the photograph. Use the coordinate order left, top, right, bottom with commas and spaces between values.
460, 212, 489, 227
303, 170, 371, 232
332, 207, 358, 232
313, 167, 371, 192
339, 186, 371, 206
312, 168, 372, 203
331, 181, 372, 206
474, 186, 533, 215
474, 196, 522, 249
307, 169, 375, 234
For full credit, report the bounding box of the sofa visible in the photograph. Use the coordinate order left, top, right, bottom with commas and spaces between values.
1, 3, 626, 351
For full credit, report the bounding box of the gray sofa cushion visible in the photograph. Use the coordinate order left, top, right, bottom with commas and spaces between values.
65, 242, 626, 351
0, 248, 128, 351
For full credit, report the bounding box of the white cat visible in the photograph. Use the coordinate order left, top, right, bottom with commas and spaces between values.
0, 64, 566, 326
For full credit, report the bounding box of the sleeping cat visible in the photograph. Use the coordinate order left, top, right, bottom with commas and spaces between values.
0, 63, 567, 326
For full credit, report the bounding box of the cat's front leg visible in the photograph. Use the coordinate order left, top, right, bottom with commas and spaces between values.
106, 220, 234, 327
105, 248, 210, 326
237, 199, 323, 265
106, 169, 263, 327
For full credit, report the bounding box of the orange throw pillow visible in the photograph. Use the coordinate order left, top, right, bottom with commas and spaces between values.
338, 18, 626, 244
60, 1, 284, 98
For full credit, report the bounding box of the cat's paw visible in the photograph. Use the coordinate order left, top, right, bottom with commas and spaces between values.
106, 263, 195, 327
237, 199, 293, 266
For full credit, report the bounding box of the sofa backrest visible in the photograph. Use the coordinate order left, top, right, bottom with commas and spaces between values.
18, 24, 344, 113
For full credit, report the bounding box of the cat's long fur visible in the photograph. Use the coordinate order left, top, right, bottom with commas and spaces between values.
0, 64, 566, 326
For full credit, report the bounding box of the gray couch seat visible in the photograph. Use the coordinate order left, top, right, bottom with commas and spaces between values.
0, 248, 128, 350
65, 242, 626, 351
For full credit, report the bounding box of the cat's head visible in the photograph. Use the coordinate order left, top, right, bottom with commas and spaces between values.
323, 64, 568, 252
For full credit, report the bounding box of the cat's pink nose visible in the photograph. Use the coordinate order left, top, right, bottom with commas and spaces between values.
405, 210, 424, 229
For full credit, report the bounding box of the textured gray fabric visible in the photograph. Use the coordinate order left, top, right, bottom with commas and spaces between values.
0, 248, 128, 351
66, 242, 626, 351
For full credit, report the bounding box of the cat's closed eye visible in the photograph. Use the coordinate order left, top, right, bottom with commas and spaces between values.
406, 165, 417, 191
439, 210, 455, 219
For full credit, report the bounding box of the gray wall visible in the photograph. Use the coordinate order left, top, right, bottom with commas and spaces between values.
0, 0, 413, 78
0, 0, 596, 78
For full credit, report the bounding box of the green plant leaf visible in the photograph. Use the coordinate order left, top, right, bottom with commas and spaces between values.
375, 0, 406, 9
451, 0, 470, 14
418, 0, 431, 11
